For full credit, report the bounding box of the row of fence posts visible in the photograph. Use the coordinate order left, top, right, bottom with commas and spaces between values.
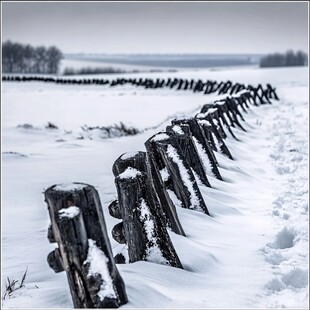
2, 75, 279, 99
44, 82, 278, 308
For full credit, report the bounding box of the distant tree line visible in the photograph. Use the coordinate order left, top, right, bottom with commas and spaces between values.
2, 40, 63, 74
260, 50, 308, 68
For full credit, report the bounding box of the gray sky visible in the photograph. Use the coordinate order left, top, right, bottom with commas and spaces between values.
2, 1, 308, 54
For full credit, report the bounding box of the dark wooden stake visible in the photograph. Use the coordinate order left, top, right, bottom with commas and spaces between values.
166, 124, 211, 188
115, 170, 183, 268
172, 118, 222, 180
151, 134, 210, 215
145, 134, 187, 236
45, 183, 128, 308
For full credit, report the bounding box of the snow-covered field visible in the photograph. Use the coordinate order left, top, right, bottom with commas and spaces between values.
1, 66, 308, 308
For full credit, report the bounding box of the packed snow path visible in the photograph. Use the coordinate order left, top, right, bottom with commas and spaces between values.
2, 67, 308, 308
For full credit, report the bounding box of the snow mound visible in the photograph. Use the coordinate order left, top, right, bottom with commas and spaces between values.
282, 268, 308, 289
265, 268, 308, 293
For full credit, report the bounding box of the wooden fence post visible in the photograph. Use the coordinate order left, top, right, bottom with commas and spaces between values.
148, 133, 210, 215
195, 113, 234, 160
145, 135, 187, 236
114, 164, 183, 268
45, 183, 128, 308
215, 99, 247, 131
166, 124, 211, 188
200, 105, 238, 141
266, 83, 279, 100
172, 118, 222, 180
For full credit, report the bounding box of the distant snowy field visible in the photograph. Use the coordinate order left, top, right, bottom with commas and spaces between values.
1, 67, 308, 308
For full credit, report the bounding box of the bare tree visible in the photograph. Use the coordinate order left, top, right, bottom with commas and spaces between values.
260, 50, 308, 68
46, 46, 63, 74
2, 40, 63, 74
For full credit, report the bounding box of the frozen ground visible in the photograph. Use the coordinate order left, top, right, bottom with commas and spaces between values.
1, 66, 308, 308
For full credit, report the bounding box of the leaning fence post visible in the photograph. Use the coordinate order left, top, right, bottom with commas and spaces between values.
166, 124, 212, 188
45, 183, 128, 308
150, 133, 210, 215
172, 118, 222, 180
195, 113, 234, 160
145, 135, 187, 236
114, 165, 183, 268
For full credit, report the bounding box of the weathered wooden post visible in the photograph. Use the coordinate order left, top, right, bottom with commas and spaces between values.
266, 83, 279, 100
193, 80, 204, 92
183, 79, 189, 90
45, 183, 128, 308
166, 124, 211, 188
172, 118, 222, 180
113, 153, 183, 268
204, 81, 217, 94
201, 104, 239, 141
215, 99, 247, 131
112, 152, 168, 230
255, 84, 271, 104
195, 119, 218, 152
246, 85, 261, 106
238, 90, 252, 110
165, 78, 172, 87
195, 112, 234, 160
218, 81, 232, 94
170, 78, 178, 88
147, 132, 210, 215
216, 103, 240, 139
229, 83, 246, 95
226, 95, 247, 121
176, 79, 184, 90
145, 136, 187, 236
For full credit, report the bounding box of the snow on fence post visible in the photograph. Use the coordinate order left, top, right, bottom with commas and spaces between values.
166, 124, 212, 188
113, 153, 183, 268
256, 84, 272, 104
229, 83, 246, 95
218, 80, 233, 94
236, 91, 252, 111
210, 103, 240, 140
214, 98, 247, 132
144, 135, 187, 236
44, 183, 128, 308
226, 95, 247, 121
172, 118, 222, 180
246, 85, 263, 106
266, 83, 279, 100
147, 132, 210, 215
195, 113, 234, 160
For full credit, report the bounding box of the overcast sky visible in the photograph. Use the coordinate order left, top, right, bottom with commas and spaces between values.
2, 1, 308, 54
